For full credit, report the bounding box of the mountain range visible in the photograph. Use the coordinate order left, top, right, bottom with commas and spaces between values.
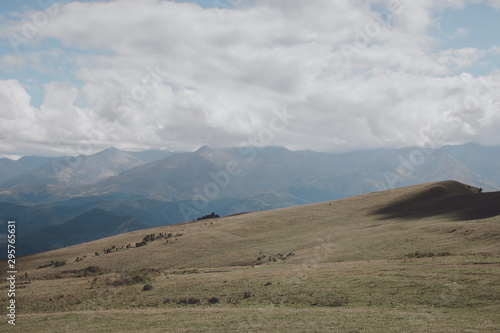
1, 142, 499, 256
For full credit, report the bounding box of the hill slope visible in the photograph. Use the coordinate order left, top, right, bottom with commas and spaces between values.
2, 181, 499, 332
14, 180, 500, 273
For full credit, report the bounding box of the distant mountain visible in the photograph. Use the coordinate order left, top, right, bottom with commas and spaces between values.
410, 153, 498, 190
441, 143, 500, 186
2, 144, 500, 207
0, 198, 185, 252
368, 149, 499, 192
1, 147, 145, 188
16, 209, 150, 255
92, 152, 226, 201
17, 156, 64, 169
125, 149, 176, 163
0, 201, 93, 238
0, 158, 30, 184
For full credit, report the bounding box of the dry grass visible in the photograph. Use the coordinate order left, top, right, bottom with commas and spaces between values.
2, 181, 500, 332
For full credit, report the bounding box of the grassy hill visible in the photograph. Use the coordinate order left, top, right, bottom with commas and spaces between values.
2, 181, 499, 332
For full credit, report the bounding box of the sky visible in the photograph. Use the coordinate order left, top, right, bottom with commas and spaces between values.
1, 0, 500, 158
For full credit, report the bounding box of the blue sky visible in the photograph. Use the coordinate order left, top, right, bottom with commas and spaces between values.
0, 0, 107, 107
430, 3, 500, 75
1, 0, 500, 157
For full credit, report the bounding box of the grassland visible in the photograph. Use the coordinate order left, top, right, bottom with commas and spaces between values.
2, 181, 500, 332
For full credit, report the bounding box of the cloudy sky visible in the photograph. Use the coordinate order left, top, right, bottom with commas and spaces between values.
1, 0, 500, 158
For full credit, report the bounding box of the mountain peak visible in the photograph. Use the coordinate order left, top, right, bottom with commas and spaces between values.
94, 147, 126, 157
102, 146, 121, 153
195, 145, 212, 153
265, 146, 290, 152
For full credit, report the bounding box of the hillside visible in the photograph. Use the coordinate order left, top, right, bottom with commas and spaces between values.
13, 181, 499, 272
2, 181, 499, 332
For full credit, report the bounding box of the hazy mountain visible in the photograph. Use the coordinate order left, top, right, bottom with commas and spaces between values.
2, 144, 500, 207
125, 149, 176, 163
93, 152, 226, 201
441, 143, 500, 186
365, 149, 499, 192
0, 198, 186, 255
1, 147, 145, 188
0, 158, 30, 184
17, 156, 64, 169
0, 202, 93, 238
410, 153, 498, 191
81, 145, 390, 206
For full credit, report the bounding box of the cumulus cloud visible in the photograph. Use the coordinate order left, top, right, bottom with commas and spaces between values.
0, 0, 500, 156
0, 80, 46, 152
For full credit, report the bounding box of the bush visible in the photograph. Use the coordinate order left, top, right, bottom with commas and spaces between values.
85, 266, 101, 274
197, 212, 220, 221
37, 260, 66, 269
37, 263, 52, 269
142, 284, 153, 291
187, 297, 199, 304
208, 297, 220, 304
54, 260, 66, 267
135, 240, 148, 247
104, 245, 117, 254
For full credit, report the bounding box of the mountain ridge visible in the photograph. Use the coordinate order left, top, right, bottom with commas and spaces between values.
3, 143, 499, 206
1, 144, 500, 257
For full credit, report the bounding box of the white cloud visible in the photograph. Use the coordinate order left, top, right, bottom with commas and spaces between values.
0, 55, 26, 71
0, 80, 47, 153
0, 0, 500, 156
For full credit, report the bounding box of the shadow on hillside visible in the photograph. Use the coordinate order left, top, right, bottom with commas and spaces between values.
372, 187, 500, 221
